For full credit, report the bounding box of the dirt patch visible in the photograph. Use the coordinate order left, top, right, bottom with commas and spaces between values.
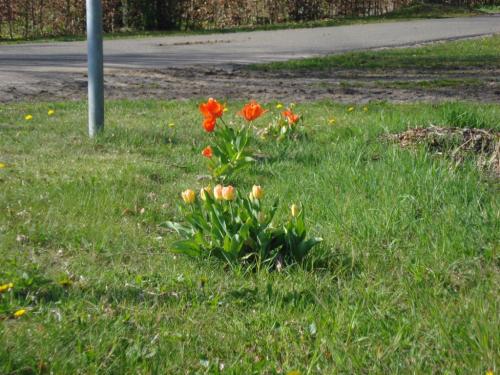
0, 64, 499, 104
385, 126, 500, 176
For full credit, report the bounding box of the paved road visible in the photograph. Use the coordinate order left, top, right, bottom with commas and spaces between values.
1, 15, 499, 71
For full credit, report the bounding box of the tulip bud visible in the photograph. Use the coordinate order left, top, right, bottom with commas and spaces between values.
222, 185, 235, 201
181, 189, 196, 204
291, 204, 299, 217
200, 186, 211, 201
251, 185, 264, 200
213, 184, 224, 201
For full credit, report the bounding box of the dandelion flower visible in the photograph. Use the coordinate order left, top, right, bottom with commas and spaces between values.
0, 283, 13, 293
25, 114, 33, 121
0, 162, 6, 169
223, 107, 229, 113
347, 107, 354, 113
48, 109, 55, 116
363, 106, 368, 112
168, 122, 175, 128
14, 309, 26, 318
328, 118, 336, 125
276, 103, 283, 109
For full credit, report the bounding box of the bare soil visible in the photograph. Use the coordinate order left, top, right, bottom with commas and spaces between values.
1, 65, 499, 103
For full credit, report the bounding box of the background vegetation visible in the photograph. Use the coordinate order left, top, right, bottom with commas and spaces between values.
1, 0, 497, 40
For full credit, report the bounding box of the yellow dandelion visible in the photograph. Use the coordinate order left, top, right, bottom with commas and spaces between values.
347, 107, 354, 113
0, 283, 13, 293
48, 109, 55, 116
14, 309, 26, 318
168, 122, 175, 128
287, 371, 301, 375
363, 106, 368, 112
25, 114, 33, 121
328, 118, 336, 125
223, 107, 229, 113
276, 103, 284, 109
486, 370, 494, 375
0, 162, 6, 169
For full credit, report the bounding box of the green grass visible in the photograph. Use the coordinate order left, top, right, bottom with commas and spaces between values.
0, 100, 499, 373
0, 3, 482, 45
476, 4, 500, 14
252, 34, 500, 71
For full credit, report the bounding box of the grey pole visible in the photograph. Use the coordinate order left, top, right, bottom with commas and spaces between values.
86, 0, 104, 137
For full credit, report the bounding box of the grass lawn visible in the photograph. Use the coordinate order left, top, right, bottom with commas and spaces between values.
252, 34, 500, 71
0, 99, 499, 373
0, 3, 485, 45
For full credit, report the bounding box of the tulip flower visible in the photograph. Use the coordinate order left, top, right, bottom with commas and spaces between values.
203, 117, 216, 132
199, 98, 224, 119
239, 101, 267, 122
181, 189, 196, 204
282, 109, 300, 125
222, 185, 235, 201
213, 184, 224, 201
202, 146, 213, 158
251, 185, 264, 200
200, 187, 211, 201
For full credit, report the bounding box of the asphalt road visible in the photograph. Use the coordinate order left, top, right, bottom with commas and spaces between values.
1, 16, 499, 71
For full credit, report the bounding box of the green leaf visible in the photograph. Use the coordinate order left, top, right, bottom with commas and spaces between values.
170, 240, 202, 257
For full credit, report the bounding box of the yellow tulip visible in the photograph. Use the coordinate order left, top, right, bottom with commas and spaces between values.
222, 186, 235, 201
181, 189, 196, 204
291, 204, 299, 217
200, 186, 211, 201
251, 185, 264, 200
213, 184, 224, 201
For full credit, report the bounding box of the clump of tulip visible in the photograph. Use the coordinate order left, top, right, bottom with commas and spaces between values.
167, 184, 322, 268
258, 103, 304, 141
199, 98, 268, 182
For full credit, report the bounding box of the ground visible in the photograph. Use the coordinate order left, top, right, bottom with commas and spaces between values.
1, 16, 499, 104
2, 35, 499, 104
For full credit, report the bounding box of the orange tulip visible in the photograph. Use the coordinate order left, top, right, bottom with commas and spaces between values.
282, 109, 300, 124
239, 101, 267, 122
203, 117, 216, 132
199, 98, 224, 119
222, 185, 235, 201
202, 146, 213, 158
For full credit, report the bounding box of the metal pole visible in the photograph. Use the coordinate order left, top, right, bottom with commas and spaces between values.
86, 0, 104, 137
